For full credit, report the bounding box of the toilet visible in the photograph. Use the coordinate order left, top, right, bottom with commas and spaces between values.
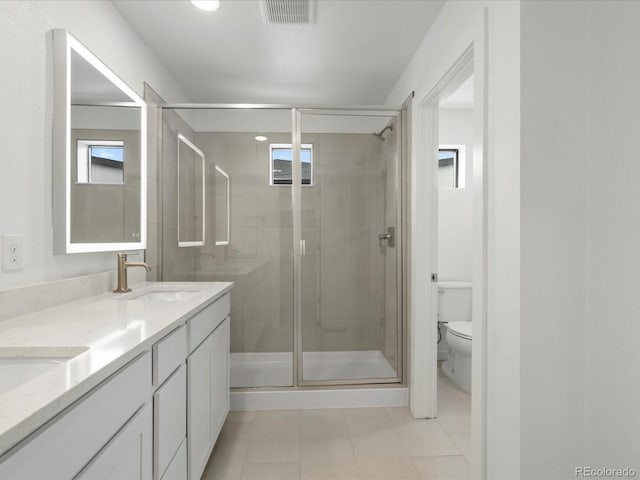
438, 281, 472, 394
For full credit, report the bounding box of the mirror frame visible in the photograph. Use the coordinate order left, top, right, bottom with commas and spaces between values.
177, 133, 206, 247
214, 165, 230, 246
52, 29, 147, 253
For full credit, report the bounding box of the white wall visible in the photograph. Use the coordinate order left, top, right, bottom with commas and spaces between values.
520, 2, 588, 477
387, 1, 520, 477
438, 109, 473, 282
583, 0, 640, 469
0, 0, 189, 291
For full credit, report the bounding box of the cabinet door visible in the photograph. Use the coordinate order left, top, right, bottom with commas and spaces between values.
211, 317, 230, 441
76, 403, 152, 480
187, 335, 213, 480
154, 365, 187, 480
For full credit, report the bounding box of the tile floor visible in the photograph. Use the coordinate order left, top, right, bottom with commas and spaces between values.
202, 364, 471, 480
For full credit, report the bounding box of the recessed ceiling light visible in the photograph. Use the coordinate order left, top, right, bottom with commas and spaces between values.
254, 136, 268, 142
191, 0, 223, 12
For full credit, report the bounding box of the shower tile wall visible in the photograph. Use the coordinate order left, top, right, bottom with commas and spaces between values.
193, 132, 393, 356
194, 132, 293, 355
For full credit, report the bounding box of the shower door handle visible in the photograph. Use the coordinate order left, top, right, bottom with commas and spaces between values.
378, 227, 395, 247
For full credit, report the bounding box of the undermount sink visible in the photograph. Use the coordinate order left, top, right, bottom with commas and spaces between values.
120, 286, 202, 302
0, 347, 87, 396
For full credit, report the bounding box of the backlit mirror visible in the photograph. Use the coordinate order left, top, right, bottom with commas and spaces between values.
177, 134, 205, 247
52, 30, 146, 253
214, 165, 230, 245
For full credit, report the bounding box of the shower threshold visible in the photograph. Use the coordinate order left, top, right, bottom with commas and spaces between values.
230, 350, 397, 388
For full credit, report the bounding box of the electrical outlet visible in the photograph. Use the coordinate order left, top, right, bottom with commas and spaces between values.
2, 234, 23, 272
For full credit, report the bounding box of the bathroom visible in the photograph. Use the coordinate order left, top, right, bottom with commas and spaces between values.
3, 1, 640, 479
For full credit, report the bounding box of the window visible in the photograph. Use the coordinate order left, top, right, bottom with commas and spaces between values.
438, 148, 459, 188
269, 143, 313, 186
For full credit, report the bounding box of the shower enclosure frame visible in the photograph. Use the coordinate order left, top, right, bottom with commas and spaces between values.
159, 103, 408, 390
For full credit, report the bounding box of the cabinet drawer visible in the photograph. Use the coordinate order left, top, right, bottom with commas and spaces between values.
153, 325, 187, 387
0, 352, 151, 479
154, 365, 186, 480
76, 403, 152, 480
188, 293, 230, 352
160, 439, 186, 480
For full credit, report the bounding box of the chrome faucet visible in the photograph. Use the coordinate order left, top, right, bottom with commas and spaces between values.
113, 253, 151, 293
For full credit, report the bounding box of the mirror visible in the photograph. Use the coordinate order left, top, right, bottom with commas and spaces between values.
177, 134, 205, 247
214, 165, 230, 245
52, 30, 146, 253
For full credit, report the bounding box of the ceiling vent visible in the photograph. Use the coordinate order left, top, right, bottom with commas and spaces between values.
260, 0, 317, 24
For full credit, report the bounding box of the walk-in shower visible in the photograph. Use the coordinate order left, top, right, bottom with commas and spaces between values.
158, 105, 406, 401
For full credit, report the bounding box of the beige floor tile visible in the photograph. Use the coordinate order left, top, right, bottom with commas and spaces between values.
449, 433, 471, 460
251, 420, 300, 441
412, 455, 470, 479
436, 413, 471, 434
347, 417, 406, 456
437, 393, 470, 417
246, 438, 301, 463
212, 436, 250, 465
300, 437, 359, 479
241, 462, 300, 480
202, 452, 244, 480
437, 368, 471, 407
228, 410, 257, 423
220, 420, 254, 441
250, 410, 302, 441
253, 409, 303, 425
340, 407, 392, 419
355, 452, 421, 479
396, 419, 461, 457
386, 407, 418, 425
301, 409, 350, 439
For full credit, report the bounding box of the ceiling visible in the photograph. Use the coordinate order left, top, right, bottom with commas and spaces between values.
113, 0, 445, 105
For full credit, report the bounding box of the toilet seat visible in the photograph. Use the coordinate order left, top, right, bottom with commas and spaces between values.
447, 321, 472, 341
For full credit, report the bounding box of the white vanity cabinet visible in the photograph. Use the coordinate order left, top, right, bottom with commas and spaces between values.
187, 294, 230, 480
152, 325, 188, 480
76, 403, 153, 480
0, 352, 152, 480
0, 289, 231, 480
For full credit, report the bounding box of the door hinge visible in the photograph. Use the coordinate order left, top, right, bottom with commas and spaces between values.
431, 273, 438, 283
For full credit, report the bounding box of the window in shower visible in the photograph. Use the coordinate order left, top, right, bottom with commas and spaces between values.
269, 143, 313, 185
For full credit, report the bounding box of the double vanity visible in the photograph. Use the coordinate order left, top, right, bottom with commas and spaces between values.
0, 281, 233, 480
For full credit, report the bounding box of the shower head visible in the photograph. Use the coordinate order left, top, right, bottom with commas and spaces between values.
373, 124, 394, 141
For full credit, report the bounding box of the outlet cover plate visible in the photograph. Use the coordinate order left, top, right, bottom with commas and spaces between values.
2, 234, 23, 272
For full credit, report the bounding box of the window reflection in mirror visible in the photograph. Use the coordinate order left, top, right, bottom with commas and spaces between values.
76, 140, 124, 184
177, 134, 205, 247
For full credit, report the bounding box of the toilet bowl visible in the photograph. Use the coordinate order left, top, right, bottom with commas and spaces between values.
442, 321, 472, 394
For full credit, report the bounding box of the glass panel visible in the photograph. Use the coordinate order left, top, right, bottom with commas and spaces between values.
161, 108, 294, 387
299, 111, 402, 382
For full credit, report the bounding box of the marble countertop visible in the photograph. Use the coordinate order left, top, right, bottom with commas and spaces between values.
0, 281, 233, 457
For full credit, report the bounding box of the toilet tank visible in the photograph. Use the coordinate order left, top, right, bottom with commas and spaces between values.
437, 281, 472, 322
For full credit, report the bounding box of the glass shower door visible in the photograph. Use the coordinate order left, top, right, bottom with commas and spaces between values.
295, 110, 403, 384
